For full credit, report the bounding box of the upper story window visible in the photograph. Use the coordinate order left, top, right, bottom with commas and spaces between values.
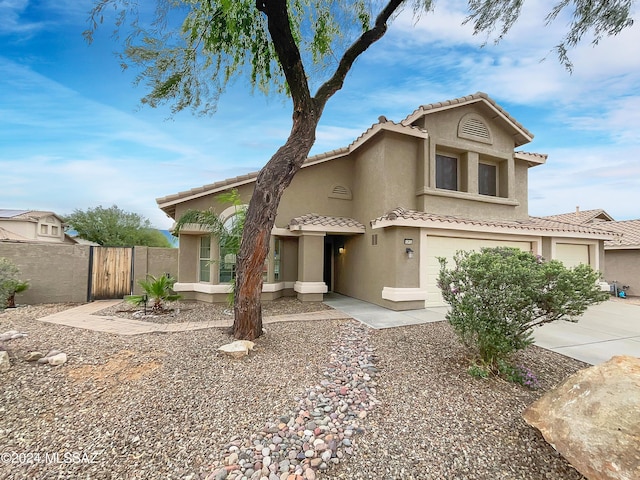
479, 163, 497, 196
436, 154, 458, 191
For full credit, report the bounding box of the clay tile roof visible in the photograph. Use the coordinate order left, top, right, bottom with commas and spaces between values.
288, 213, 365, 233
542, 209, 615, 225
0, 226, 30, 241
599, 220, 640, 248
372, 207, 618, 238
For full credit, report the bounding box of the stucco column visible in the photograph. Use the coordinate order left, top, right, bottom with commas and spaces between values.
294, 232, 327, 301
178, 235, 198, 283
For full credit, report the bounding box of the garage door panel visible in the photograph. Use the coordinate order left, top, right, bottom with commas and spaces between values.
555, 244, 589, 268
424, 236, 531, 307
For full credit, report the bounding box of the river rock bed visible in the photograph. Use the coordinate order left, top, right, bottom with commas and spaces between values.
207, 321, 377, 480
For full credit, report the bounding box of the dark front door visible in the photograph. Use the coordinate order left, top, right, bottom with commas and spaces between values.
323, 237, 335, 292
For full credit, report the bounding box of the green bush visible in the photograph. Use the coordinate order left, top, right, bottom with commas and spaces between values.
438, 247, 607, 371
0, 258, 28, 309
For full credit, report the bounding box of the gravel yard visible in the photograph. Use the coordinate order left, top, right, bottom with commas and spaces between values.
1, 301, 589, 479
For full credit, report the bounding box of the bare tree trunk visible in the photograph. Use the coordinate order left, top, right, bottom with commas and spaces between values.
233, 109, 319, 340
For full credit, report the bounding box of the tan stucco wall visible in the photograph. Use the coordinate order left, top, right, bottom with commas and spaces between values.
412, 104, 531, 221
604, 249, 640, 297
132, 247, 179, 295
0, 243, 91, 304
0, 243, 178, 304
178, 235, 199, 283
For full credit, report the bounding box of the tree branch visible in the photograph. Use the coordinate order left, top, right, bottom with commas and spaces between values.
257, 0, 313, 115
314, 0, 405, 108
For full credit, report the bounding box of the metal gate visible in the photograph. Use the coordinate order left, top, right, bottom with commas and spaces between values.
88, 247, 134, 300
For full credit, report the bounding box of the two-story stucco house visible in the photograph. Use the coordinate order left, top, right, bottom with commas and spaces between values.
156, 92, 616, 309
0, 210, 78, 244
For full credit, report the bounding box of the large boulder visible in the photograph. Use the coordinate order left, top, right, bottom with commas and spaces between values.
523, 355, 640, 480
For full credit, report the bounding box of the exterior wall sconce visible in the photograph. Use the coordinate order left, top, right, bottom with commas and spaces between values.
406, 247, 414, 259
338, 247, 345, 254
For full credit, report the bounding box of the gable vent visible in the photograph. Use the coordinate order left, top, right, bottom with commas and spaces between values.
329, 184, 352, 200
458, 114, 492, 144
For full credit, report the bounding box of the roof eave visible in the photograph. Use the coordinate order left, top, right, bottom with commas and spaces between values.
371, 217, 618, 240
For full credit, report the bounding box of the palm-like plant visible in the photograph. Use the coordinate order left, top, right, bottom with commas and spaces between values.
126, 274, 181, 314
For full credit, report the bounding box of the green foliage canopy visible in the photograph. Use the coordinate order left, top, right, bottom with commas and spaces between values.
64, 205, 172, 247
438, 247, 608, 369
84, 0, 635, 116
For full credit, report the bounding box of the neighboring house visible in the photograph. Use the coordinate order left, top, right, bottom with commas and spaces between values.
544, 208, 640, 297
0, 210, 78, 244
156, 92, 616, 309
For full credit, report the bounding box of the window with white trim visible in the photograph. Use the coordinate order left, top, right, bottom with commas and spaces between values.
199, 236, 211, 282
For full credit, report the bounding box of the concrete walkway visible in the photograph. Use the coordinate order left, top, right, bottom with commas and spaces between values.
323, 293, 447, 328
36, 300, 351, 336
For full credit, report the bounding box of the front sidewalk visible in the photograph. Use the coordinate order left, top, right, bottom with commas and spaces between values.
36, 300, 351, 336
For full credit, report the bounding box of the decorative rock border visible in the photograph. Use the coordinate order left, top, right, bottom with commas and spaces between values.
207, 321, 379, 480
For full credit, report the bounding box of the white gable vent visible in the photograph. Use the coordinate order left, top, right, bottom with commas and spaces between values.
458, 114, 492, 144
329, 184, 352, 200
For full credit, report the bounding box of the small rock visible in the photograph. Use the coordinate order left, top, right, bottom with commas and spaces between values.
218, 340, 255, 358
45, 349, 62, 358
48, 353, 67, 366
10, 333, 28, 340
24, 351, 44, 362
0, 351, 10, 372
0, 330, 19, 341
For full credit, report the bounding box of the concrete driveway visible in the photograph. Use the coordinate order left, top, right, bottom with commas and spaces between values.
324, 294, 640, 365
532, 300, 640, 365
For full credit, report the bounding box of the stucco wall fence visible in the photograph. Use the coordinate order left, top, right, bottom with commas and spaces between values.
0, 243, 178, 305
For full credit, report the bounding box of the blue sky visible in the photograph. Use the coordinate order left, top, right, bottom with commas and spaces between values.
1, 1, 639, 229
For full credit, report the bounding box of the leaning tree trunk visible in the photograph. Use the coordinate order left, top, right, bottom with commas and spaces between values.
233, 0, 398, 339
233, 109, 319, 340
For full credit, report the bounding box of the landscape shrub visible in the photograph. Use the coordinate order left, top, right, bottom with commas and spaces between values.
126, 274, 181, 314
438, 247, 607, 379
0, 258, 28, 309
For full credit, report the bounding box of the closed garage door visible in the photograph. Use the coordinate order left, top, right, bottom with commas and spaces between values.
555, 243, 589, 268
424, 236, 532, 307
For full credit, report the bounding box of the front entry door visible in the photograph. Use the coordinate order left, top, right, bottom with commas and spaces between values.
323, 237, 334, 292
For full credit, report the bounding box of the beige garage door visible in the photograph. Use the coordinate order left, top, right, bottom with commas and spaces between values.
424, 236, 532, 307
555, 243, 589, 268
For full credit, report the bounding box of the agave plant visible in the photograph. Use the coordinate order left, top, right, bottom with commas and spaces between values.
126, 274, 181, 314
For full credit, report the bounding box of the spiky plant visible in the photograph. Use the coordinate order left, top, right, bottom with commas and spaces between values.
126, 274, 181, 314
